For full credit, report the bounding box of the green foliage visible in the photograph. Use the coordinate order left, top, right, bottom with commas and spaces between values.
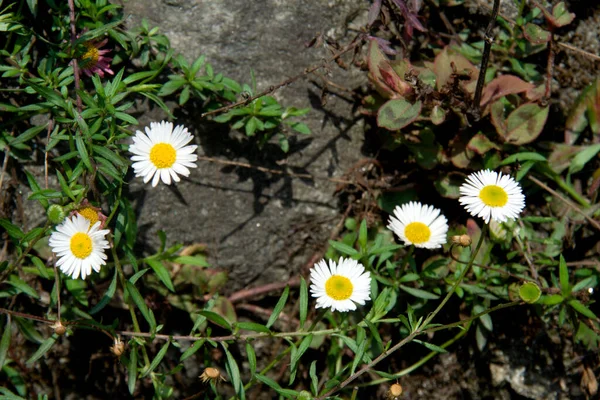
1, 0, 599, 399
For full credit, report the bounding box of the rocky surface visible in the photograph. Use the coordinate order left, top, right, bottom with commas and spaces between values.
123, 0, 368, 291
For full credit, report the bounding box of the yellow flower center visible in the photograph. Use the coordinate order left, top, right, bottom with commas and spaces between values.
81, 43, 100, 67
325, 275, 353, 301
70, 232, 93, 259
404, 222, 431, 244
149, 143, 176, 169
479, 185, 508, 207
77, 206, 98, 226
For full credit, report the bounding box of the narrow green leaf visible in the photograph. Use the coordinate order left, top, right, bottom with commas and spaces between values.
180, 339, 205, 362
569, 299, 598, 319
141, 339, 170, 378
7, 275, 39, 299
266, 286, 289, 329
569, 143, 600, 174
90, 268, 118, 314
0, 316, 11, 369
128, 343, 138, 395
400, 284, 440, 300
499, 151, 546, 166
197, 310, 232, 331
538, 294, 564, 306
246, 342, 256, 378
75, 136, 92, 171
328, 240, 359, 257
350, 337, 367, 375
10, 123, 47, 146
236, 322, 270, 334
145, 259, 175, 292
0, 219, 24, 240
559, 255, 569, 296
310, 360, 318, 395
358, 219, 368, 250
413, 338, 448, 353
299, 277, 308, 329
26, 334, 57, 364
172, 255, 210, 267
125, 281, 155, 330
223, 344, 245, 400
289, 334, 313, 384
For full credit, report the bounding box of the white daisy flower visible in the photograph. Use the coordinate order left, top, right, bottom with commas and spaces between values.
49, 214, 110, 280
459, 169, 525, 223
309, 257, 371, 312
129, 121, 198, 187
387, 201, 449, 249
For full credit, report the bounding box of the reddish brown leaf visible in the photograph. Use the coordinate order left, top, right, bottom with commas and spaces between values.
480, 75, 534, 106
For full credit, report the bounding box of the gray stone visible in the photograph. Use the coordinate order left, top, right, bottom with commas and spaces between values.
123, 0, 367, 291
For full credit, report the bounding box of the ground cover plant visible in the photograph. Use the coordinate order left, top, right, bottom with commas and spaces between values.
1, 0, 600, 399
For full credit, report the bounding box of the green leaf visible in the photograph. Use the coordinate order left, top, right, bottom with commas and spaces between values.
377, 99, 422, 131
0, 219, 24, 240
125, 281, 156, 330
172, 255, 210, 267
559, 254, 569, 296
246, 342, 257, 378
499, 152, 546, 166
75, 136, 92, 171
90, 268, 118, 314
568, 299, 597, 319
197, 310, 232, 331
538, 294, 564, 306
223, 344, 245, 400
568, 143, 600, 174
128, 344, 138, 395
0, 316, 11, 369
473, 304, 493, 331
10, 123, 47, 146
236, 322, 271, 334
399, 284, 440, 300
350, 336, 368, 375
358, 219, 368, 251
26, 334, 57, 364
522, 23, 551, 45
266, 286, 289, 329
141, 339, 170, 378
413, 338, 448, 353
180, 339, 205, 362
145, 259, 175, 292
328, 240, 359, 257
299, 277, 308, 329
7, 275, 39, 299
289, 334, 313, 384
289, 122, 311, 135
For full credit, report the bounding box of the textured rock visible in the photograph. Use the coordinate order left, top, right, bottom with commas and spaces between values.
123, 0, 367, 291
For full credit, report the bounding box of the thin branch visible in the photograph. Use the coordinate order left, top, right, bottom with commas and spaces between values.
67, 0, 82, 111
528, 175, 600, 231
471, 0, 500, 119
200, 35, 365, 119
197, 155, 354, 185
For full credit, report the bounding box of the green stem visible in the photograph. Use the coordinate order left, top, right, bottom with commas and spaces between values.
317, 224, 488, 399
112, 241, 151, 366
396, 245, 414, 281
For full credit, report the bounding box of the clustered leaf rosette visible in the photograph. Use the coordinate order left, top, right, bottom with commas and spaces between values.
387, 201, 449, 249
129, 121, 198, 187
459, 169, 525, 224
49, 214, 110, 280
309, 257, 371, 312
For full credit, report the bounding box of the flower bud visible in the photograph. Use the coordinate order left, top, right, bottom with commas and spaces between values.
297, 390, 313, 400
110, 337, 125, 357
51, 321, 67, 336
451, 234, 471, 247
386, 383, 403, 399
47, 204, 67, 224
